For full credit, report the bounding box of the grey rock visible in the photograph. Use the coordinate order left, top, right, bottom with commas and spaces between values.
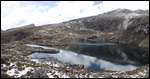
1, 54, 10, 64
33, 68, 47, 78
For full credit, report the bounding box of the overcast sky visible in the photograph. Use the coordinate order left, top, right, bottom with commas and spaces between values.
1, 1, 149, 30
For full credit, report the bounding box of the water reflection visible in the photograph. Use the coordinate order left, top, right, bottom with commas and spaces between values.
26, 44, 139, 71
55, 42, 149, 66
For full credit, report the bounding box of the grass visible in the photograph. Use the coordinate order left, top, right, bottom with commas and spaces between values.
1, 72, 13, 78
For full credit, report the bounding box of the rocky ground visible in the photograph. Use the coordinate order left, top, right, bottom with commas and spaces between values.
1, 9, 149, 78
1, 50, 149, 78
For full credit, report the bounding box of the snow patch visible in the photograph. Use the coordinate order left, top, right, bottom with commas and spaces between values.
100, 32, 105, 34
30, 59, 40, 63
53, 63, 60, 67
2, 64, 7, 67
25, 44, 58, 50
16, 67, 33, 77
130, 74, 139, 78
108, 33, 114, 34
138, 71, 145, 76
6, 66, 33, 78
123, 13, 141, 29
6, 68, 17, 76
61, 73, 70, 78
9, 62, 17, 66
47, 73, 54, 78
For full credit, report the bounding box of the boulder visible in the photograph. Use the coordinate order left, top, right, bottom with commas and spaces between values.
88, 35, 99, 39
31, 48, 59, 54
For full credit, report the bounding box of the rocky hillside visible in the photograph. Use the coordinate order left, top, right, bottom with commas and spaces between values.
1, 9, 149, 47
1, 9, 149, 78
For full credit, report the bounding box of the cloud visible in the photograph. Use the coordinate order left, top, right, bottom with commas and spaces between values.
1, 1, 103, 30
1, 1, 149, 30
1, 1, 50, 30
46, 1, 103, 23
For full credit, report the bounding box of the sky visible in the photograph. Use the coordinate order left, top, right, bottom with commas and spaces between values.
1, 1, 149, 30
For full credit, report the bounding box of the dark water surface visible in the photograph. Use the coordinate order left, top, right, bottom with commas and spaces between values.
26, 42, 149, 71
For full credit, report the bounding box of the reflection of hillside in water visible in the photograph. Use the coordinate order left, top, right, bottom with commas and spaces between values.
55, 43, 149, 66
27, 43, 148, 71
27, 47, 137, 71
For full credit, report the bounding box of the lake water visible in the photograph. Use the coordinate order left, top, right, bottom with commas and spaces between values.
26, 42, 149, 71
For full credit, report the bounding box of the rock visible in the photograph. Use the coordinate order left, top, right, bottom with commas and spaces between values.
1, 67, 8, 72
69, 64, 84, 69
33, 68, 47, 78
88, 35, 99, 39
1, 54, 10, 64
31, 48, 59, 54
